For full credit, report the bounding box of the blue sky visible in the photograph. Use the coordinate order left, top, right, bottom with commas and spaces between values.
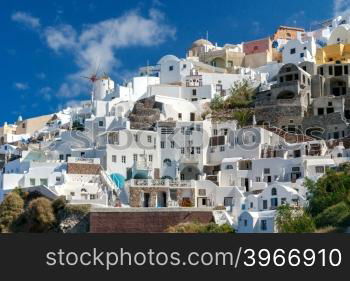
0, 0, 344, 124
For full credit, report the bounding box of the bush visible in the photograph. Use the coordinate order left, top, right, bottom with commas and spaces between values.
52, 196, 67, 214
166, 222, 234, 233
0, 192, 24, 232
276, 205, 316, 233
314, 201, 350, 228
27, 198, 56, 232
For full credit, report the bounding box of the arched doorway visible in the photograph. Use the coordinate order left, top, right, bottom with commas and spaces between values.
180, 165, 201, 180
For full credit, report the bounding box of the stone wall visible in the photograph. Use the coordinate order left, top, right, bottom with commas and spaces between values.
89, 209, 214, 233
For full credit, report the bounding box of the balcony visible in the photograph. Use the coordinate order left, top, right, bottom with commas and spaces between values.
134, 160, 152, 171
129, 179, 193, 188
180, 154, 199, 164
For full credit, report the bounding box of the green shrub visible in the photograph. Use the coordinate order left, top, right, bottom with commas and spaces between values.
166, 222, 234, 233
64, 204, 91, 216
314, 201, 350, 228
276, 205, 316, 233
0, 192, 24, 232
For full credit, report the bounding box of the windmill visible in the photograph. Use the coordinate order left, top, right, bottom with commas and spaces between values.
81, 59, 102, 103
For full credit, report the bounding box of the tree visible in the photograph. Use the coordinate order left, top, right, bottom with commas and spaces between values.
305, 169, 350, 217
232, 109, 254, 128
275, 205, 316, 233
210, 94, 224, 111
0, 192, 24, 232
224, 80, 255, 109
27, 197, 56, 232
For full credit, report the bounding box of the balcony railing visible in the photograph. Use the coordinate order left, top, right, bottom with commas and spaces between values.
129, 179, 193, 188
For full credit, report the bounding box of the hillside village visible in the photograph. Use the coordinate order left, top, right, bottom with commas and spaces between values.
2, 15, 350, 233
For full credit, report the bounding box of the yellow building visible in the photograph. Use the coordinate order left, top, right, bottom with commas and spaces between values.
316, 43, 350, 64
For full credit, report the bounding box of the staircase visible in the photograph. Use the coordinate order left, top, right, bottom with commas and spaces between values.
99, 170, 121, 206
212, 210, 234, 227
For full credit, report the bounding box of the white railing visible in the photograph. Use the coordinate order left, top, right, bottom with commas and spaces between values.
129, 179, 192, 188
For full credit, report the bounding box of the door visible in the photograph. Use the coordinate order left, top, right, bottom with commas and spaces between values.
190, 112, 195, 121
224, 197, 233, 212
245, 178, 249, 192
157, 192, 167, 207
143, 193, 150, 207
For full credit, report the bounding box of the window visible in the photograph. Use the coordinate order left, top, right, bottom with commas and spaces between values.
170, 189, 177, 201
226, 164, 233, 170
345, 65, 349, 75
181, 147, 185, 154
90, 194, 96, 200
171, 141, 175, 148
220, 146, 225, 152
250, 202, 253, 208
40, 178, 48, 186
300, 52, 304, 58
56, 176, 61, 182
134, 134, 139, 142
59, 154, 64, 161
241, 204, 246, 210
271, 198, 278, 208
290, 48, 296, 54
30, 178, 36, 186
261, 220, 267, 231
163, 158, 172, 167
320, 67, 324, 76
315, 166, 325, 173
178, 113, 182, 120
192, 89, 197, 96
224, 197, 233, 207
121, 156, 126, 163
263, 200, 268, 210
148, 155, 153, 162
213, 129, 218, 136
161, 141, 165, 149
196, 147, 201, 154
169, 66, 173, 71
147, 136, 152, 143
244, 220, 248, 227
264, 168, 270, 174
198, 189, 206, 196
133, 154, 138, 161
271, 187, 277, 196
318, 108, 324, 115
329, 66, 333, 75
98, 121, 104, 127
256, 177, 261, 182
327, 107, 334, 114
112, 155, 117, 163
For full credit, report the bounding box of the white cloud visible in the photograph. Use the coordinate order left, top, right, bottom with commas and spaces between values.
334, 0, 350, 17
12, 8, 176, 101
44, 9, 175, 98
11, 11, 40, 29
14, 82, 29, 90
